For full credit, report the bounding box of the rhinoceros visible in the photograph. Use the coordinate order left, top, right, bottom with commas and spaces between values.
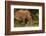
14, 10, 34, 26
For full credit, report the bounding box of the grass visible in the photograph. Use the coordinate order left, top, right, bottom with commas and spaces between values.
14, 19, 39, 27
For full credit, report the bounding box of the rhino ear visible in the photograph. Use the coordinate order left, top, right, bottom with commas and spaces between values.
25, 10, 30, 13
18, 9, 24, 12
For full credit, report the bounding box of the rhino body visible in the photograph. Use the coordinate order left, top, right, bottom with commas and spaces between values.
14, 10, 34, 26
